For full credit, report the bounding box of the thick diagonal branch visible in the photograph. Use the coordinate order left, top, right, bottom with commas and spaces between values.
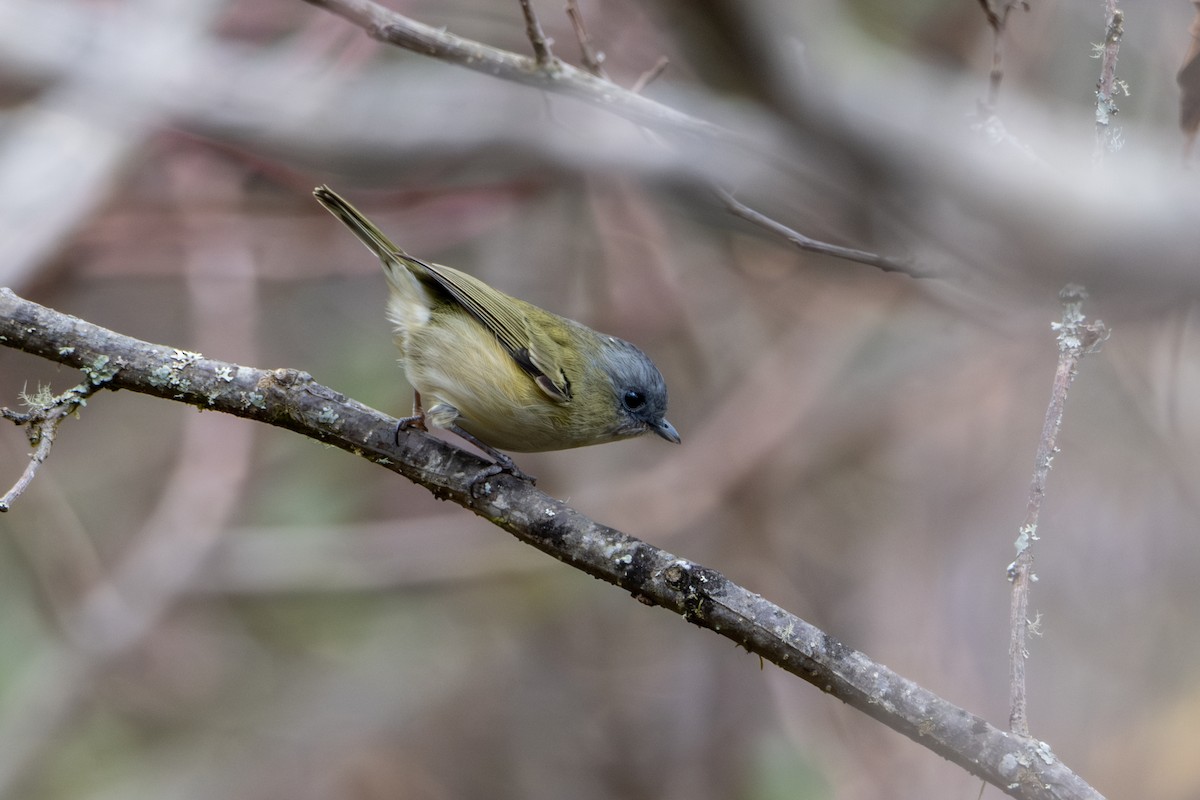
0, 288, 1103, 800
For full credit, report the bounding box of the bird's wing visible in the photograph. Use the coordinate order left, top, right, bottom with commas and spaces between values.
416, 260, 574, 403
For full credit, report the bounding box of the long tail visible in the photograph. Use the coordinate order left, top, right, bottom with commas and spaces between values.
313, 185, 413, 261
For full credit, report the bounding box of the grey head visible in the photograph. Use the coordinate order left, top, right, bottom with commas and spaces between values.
598, 336, 680, 444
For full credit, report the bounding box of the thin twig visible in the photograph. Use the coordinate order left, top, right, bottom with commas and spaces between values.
1093, 3, 1124, 162
517, 0, 555, 67
716, 188, 925, 277
987, 23, 1005, 108
565, 0, 607, 79
630, 56, 670, 95
0, 418, 55, 512
979, 1, 1030, 109
1007, 284, 1107, 737
302, 0, 917, 278
1, 382, 100, 512
302, 0, 724, 138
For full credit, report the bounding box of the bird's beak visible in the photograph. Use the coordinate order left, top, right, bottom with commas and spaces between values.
651, 418, 681, 444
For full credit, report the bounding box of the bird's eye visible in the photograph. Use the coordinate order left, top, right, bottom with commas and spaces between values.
622, 389, 647, 411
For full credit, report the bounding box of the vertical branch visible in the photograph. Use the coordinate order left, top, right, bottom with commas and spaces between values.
987, 25, 1006, 109
565, 0, 607, 78
517, 0, 555, 68
1093, 3, 1125, 162
1007, 285, 1107, 737
978, 1, 1031, 109
1178, 1, 1200, 158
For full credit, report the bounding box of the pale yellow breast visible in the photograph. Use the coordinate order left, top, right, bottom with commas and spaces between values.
397, 309, 580, 452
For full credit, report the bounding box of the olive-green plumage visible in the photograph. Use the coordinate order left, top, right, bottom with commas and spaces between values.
313, 186, 679, 455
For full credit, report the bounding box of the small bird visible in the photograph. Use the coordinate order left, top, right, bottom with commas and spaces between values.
313, 186, 679, 481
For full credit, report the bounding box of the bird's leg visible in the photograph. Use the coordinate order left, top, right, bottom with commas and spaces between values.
394, 390, 427, 445
448, 424, 537, 488
395, 396, 535, 488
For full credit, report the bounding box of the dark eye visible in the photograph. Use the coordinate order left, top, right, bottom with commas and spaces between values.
622, 389, 647, 411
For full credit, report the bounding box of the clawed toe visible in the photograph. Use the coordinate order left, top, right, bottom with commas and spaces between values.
394, 415, 428, 445
467, 456, 536, 496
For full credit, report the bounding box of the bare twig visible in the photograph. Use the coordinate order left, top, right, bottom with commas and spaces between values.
716, 188, 924, 277
987, 22, 1005, 108
0, 288, 1105, 800
301, 0, 726, 141
979, 1, 1031, 108
517, 0, 555, 67
301, 0, 917, 278
565, 0, 607, 78
1093, 3, 1125, 162
630, 55, 670, 95
0, 382, 100, 511
1007, 284, 1107, 737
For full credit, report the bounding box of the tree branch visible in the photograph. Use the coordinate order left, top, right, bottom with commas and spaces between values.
715, 188, 923, 277
978, 0, 1030, 108
0, 380, 99, 511
1007, 285, 1107, 737
0, 288, 1104, 800
300, 0, 728, 142
1093, 3, 1124, 162
516, 0, 555, 68
565, 0, 608, 79
299, 0, 918, 278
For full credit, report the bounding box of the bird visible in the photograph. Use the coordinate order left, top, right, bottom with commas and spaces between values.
313, 185, 679, 482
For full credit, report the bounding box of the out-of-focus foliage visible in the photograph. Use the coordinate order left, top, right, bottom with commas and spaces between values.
0, 1, 1198, 799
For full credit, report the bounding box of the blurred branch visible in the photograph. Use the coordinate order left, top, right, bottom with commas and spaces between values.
631, 56, 670, 95
716, 188, 922, 277
0, 170, 262, 796
1179, 1, 1200, 156
0, 1, 777, 198
0, 289, 1104, 800
517, 0, 555, 68
300, 0, 916, 277
978, 0, 1030, 108
301, 0, 727, 141
0, 0, 223, 290
1007, 285, 1107, 737
1092, 3, 1124, 163
565, 0, 608, 79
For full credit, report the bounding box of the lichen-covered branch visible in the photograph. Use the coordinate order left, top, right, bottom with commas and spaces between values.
0, 288, 1105, 800
0, 380, 99, 511
1093, 3, 1125, 161
1007, 285, 1107, 736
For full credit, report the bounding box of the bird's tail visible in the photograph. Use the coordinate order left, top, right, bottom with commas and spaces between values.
313, 185, 419, 291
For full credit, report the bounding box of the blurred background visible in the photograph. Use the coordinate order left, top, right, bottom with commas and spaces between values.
1, 0, 1199, 798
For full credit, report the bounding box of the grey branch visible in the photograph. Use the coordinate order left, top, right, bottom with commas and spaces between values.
715, 188, 923, 277
517, 0, 555, 67
565, 0, 609, 79
0, 380, 99, 511
301, 0, 728, 142
1093, 3, 1125, 161
299, 0, 913, 277
0, 288, 1105, 800
1007, 285, 1107, 736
